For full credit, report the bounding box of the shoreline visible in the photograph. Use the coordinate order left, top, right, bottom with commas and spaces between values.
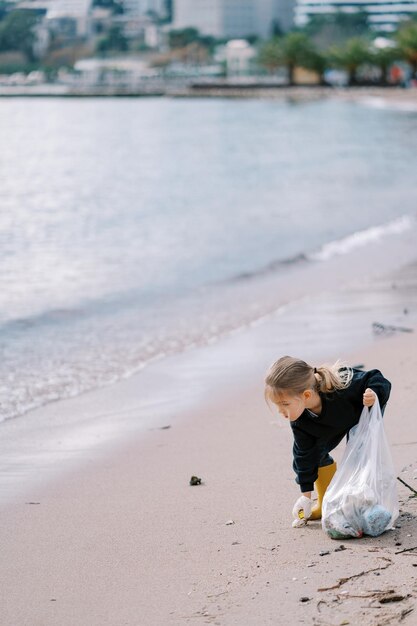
1, 212, 417, 428
0, 225, 417, 504
0, 85, 416, 104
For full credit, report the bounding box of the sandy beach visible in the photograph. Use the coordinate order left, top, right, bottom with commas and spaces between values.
1, 251, 417, 625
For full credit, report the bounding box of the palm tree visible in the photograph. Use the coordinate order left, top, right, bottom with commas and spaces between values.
280, 33, 317, 85
396, 19, 417, 79
370, 43, 400, 85
258, 33, 322, 86
329, 37, 371, 85
303, 49, 328, 85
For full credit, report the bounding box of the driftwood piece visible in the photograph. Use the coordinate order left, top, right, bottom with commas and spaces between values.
395, 546, 417, 555
336, 590, 395, 599
400, 607, 414, 621
318, 557, 393, 592
397, 476, 417, 496
372, 322, 414, 335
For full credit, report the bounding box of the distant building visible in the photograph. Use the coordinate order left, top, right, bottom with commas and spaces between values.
295, 0, 417, 32
116, 13, 166, 47
224, 39, 257, 74
173, 0, 295, 39
72, 56, 158, 86
16, 1, 53, 11
90, 6, 113, 36
33, 17, 51, 56
123, 0, 170, 19
46, 0, 93, 37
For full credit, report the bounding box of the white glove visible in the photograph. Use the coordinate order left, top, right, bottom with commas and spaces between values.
292, 495, 312, 528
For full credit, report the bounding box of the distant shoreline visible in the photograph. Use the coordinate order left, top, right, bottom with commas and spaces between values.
1, 85, 416, 105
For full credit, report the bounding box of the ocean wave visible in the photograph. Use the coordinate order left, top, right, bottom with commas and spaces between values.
2, 216, 414, 338
359, 97, 417, 114
222, 215, 415, 285
1, 214, 415, 424
310, 215, 414, 262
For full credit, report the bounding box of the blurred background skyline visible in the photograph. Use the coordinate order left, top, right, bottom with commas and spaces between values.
0, 0, 417, 89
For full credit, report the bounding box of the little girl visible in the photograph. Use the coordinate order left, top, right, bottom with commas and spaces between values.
264, 356, 391, 526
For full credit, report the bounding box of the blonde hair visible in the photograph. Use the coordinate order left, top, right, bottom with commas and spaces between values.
264, 355, 353, 403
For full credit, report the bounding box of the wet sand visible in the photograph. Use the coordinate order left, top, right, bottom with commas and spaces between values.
1, 251, 417, 624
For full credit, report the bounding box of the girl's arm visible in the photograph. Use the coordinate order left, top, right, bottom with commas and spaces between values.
351, 368, 392, 407
292, 428, 319, 493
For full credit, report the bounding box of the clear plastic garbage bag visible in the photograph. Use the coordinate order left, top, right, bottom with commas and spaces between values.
322, 398, 398, 539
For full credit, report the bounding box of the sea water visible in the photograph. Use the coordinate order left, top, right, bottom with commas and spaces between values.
0, 96, 416, 422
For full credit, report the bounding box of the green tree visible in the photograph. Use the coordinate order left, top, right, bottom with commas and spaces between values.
168, 27, 217, 56
0, 9, 39, 62
258, 33, 321, 85
303, 49, 328, 85
281, 33, 316, 85
330, 37, 371, 85
196, 34, 217, 54
396, 19, 417, 79
245, 34, 260, 46
371, 44, 400, 85
168, 27, 200, 49
96, 24, 128, 53
257, 37, 282, 73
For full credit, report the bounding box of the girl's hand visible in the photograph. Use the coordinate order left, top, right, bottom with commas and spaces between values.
363, 388, 376, 407
292, 495, 312, 527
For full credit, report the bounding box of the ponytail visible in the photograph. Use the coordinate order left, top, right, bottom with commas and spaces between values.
315, 361, 353, 393
265, 356, 352, 401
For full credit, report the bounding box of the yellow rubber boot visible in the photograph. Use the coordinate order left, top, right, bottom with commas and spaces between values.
309, 462, 337, 520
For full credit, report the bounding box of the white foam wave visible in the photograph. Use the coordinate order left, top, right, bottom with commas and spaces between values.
360, 97, 417, 114
310, 215, 414, 262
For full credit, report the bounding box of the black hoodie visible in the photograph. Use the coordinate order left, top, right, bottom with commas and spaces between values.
290, 368, 391, 492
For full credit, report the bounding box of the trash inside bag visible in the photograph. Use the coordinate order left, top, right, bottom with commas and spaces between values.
322, 398, 398, 539
362, 505, 392, 537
